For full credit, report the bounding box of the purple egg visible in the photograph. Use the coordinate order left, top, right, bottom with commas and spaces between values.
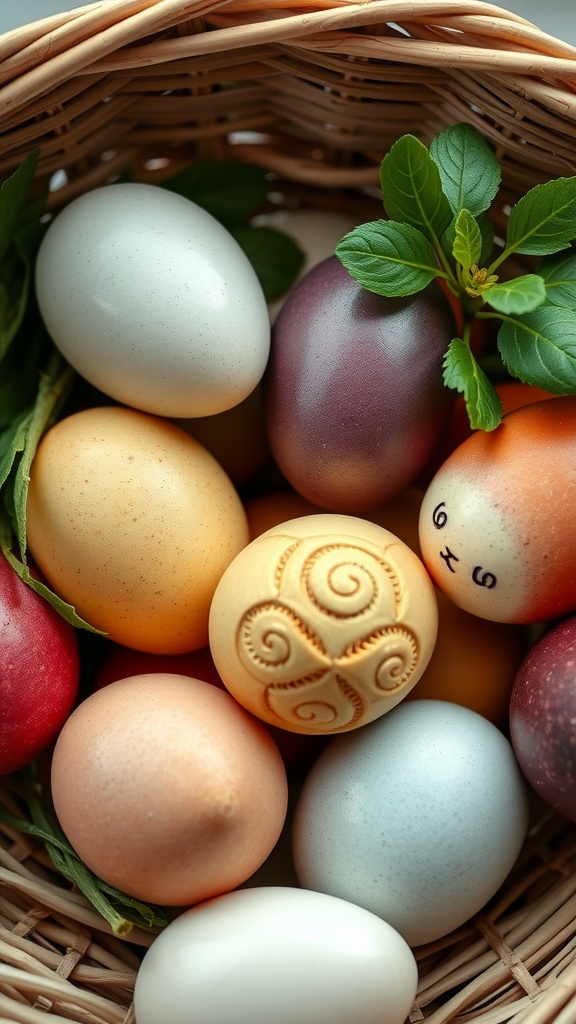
510, 616, 576, 821
264, 256, 455, 512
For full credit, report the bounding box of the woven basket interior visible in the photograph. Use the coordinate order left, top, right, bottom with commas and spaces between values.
1, 2, 576, 1023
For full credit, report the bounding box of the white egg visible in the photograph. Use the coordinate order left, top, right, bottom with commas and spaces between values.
133, 886, 418, 1024
35, 183, 270, 417
292, 700, 529, 947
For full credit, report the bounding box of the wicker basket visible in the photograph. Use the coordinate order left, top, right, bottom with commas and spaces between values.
2, 1, 576, 1022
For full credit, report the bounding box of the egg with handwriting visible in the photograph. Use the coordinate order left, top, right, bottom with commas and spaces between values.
292, 700, 529, 946
50, 674, 288, 906
133, 886, 418, 1024
365, 488, 529, 724
35, 183, 270, 417
419, 397, 576, 623
26, 405, 249, 653
209, 513, 438, 734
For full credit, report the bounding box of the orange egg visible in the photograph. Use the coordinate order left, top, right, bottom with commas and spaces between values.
26, 406, 249, 653
50, 673, 289, 906
419, 396, 576, 623
245, 490, 323, 539
405, 588, 527, 725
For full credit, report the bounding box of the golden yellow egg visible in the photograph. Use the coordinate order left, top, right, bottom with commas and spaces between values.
26, 406, 249, 653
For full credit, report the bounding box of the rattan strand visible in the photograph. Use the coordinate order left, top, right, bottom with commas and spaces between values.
2, 1, 576, 1022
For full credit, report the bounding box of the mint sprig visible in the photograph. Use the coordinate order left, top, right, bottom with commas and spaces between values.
335, 122, 576, 429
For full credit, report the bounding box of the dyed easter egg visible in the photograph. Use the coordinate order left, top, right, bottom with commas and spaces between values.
264, 257, 455, 512
419, 397, 576, 623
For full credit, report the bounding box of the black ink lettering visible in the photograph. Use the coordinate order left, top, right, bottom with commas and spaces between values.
440, 547, 460, 573
432, 502, 447, 529
472, 566, 497, 589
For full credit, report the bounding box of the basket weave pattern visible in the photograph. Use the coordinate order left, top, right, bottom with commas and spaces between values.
2, 2, 576, 1022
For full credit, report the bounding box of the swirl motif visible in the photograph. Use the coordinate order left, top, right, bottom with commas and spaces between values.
301, 543, 403, 619
234, 537, 423, 732
340, 625, 419, 694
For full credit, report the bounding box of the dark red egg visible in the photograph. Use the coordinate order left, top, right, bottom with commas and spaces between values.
264, 256, 455, 513
509, 616, 576, 821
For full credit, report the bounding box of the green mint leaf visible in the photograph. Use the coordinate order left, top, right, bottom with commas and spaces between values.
478, 212, 495, 265
483, 274, 547, 314
161, 159, 268, 225
0, 150, 39, 262
430, 123, 501, 217
506, 177, 576, 256
231, 225, 305, 300
336, 220, 439, 297
380, 135, 453, 245
452, 209, 482, 272
497, 306, 576, 392
539, 252, 576, 308
443, 338, 503, 430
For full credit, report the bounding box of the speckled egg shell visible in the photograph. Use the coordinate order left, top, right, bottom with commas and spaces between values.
35, 183, 270, 418
419, 396, 576, 623
292, 699, 529, 946
264, 256, 455, 513
510, 615, 576, 821
26, 406, 249, 653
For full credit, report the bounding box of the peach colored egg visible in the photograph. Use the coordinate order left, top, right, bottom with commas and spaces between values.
419, 396, 576, 623
93, 641, 328, 778
26, 406, 249, 653
50, 673, 288, 906
209, 513, 438, 735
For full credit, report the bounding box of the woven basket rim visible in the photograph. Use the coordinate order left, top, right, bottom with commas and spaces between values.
2, 3, 576, 1023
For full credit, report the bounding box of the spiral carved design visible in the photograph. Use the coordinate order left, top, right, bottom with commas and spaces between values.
235, 537, 424, 732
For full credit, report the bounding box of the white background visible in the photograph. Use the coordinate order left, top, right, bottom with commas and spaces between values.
0, 1, 575, 45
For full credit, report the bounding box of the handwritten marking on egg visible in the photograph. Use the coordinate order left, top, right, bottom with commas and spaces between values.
209, 514, 438, 734
418, 397, 576, 623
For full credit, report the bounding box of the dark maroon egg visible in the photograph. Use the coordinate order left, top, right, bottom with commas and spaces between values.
264, 256, 455, 512
509, 616, 576, 821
